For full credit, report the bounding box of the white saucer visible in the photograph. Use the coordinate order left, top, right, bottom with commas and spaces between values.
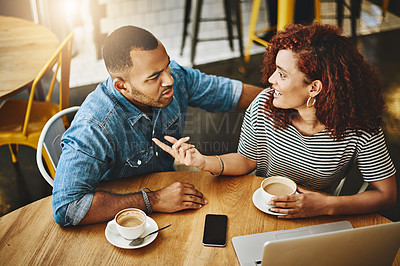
105, 216, 158, 249
252, 188, 287, 216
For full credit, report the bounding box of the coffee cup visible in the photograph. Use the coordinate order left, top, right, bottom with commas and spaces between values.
107, 208, 147, 240
260, 176, 297, 206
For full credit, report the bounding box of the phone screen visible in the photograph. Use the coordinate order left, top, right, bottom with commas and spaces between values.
202, 214, 228, 247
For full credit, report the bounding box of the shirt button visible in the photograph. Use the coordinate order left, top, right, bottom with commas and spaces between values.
156, 152, 159, 156
137, 159, 141, 165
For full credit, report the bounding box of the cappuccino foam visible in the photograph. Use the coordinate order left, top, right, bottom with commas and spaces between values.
116, 210, 145, 227
263, 182, 294, 196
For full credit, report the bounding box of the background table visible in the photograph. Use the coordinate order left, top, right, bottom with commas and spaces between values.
0, 16, 59, 100
0, 171, 398, 265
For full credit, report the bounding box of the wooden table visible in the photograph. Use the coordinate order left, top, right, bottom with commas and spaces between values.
0, 15, 59, 100
0, 171, 399, 265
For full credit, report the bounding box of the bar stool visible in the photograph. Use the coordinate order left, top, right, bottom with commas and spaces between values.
382, 0, 391, 17
336, 0, 391, 37
337, 0, 361, 37
180, 0, 244, 65
242, 0, 321, 71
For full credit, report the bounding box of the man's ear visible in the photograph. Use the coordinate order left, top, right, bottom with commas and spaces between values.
113, 78, 127, 93
310, 80, 323, 97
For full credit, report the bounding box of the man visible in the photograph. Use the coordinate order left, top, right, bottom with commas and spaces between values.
52, 25, 262, 226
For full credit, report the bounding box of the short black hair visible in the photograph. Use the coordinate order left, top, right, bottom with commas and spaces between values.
102, 25, 158, 74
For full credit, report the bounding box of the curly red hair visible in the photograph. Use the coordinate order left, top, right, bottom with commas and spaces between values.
262, 23, 385, 140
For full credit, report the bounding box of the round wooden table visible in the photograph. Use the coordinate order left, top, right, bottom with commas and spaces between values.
0, 171, 398, 265
0, 15, 59, 100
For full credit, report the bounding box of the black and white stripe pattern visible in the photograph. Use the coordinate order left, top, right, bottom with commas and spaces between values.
238, 89, 396, 191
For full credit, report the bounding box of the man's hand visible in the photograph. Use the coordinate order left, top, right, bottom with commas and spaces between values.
153, 136, 206, 170
267, 187, 331, 219
149, 182, 208, 213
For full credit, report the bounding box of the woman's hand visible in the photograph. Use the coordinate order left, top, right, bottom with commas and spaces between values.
152, 136, 206, 170
268, 175, 397, 218
268, 187, 332, 219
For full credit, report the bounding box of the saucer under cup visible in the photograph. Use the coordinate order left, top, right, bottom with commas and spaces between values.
105, 216, 159, 249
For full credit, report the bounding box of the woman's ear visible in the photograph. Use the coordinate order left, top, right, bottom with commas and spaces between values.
310, 80, 323, 97
113, 78, 127, 93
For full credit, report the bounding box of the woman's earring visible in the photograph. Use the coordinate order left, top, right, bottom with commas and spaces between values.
307, 97, 316, 108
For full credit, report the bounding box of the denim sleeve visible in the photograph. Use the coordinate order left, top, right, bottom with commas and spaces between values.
52, 144, 107, 226
52, 120, 112, 226
171, 61, 243, 111
229, 80, 242, 109
66, 194, 94, 225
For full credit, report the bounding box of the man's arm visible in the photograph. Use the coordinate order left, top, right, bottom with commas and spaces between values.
53, 135, 207, 226
236, 84, 263, 109
79, 182, 208, 225
172, 61, 262, 111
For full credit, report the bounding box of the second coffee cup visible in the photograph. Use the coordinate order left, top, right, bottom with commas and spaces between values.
260, 176, 297, 206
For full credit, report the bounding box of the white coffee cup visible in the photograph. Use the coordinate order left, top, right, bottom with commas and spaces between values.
260, 176, 297, 206
107, 208, 147, 240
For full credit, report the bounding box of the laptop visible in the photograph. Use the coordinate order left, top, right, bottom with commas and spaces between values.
232, 221, 400, 266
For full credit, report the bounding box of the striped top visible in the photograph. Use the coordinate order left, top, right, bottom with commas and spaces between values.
238, 89, 396, 192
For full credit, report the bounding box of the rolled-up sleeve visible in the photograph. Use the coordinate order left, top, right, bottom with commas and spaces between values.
52, 119, 112, 226
230, 79, 242, 109
52, 144, 105, 226
66, 194, 94, 225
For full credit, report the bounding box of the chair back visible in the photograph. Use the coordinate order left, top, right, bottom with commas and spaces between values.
36, 106, 80, 186
22, 32, 74, 136
333, 177, 369, 196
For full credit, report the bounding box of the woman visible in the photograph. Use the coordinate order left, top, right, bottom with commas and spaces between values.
153, 23, 397, 218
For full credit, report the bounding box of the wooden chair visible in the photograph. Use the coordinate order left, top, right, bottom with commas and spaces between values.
0, 32, 73, 177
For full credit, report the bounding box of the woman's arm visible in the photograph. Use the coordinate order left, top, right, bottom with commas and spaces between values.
153, 136, 257, 176
326, 175, 397, 215
202, 153, 257, 176
269, 175, 397, 218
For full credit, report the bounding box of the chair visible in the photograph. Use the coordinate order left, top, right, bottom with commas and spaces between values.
333, 177, 369, 196
336, 0, 390, 37
242, 0, 321, 70
337, 0, 362, 37
180, 0, 243, 65
36, 106, 80, 186
0, 32, 73, 173
382, 0, 391, 17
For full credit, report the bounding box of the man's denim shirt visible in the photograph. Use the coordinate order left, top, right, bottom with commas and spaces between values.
52, 60, 242, 226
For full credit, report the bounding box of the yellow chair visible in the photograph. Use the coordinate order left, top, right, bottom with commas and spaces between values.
242, 0, 321, 69
0, 32, 73, 177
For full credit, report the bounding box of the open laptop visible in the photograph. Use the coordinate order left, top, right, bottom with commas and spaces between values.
232, 221, 400, 266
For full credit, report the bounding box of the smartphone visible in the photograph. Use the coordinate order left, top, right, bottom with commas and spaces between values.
202, 214, 228, 247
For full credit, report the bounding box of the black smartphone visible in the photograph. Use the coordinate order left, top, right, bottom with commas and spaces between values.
202, 214, 228, 247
